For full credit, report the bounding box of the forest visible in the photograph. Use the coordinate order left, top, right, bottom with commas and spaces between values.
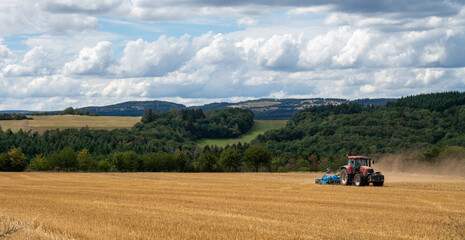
0, 92, 465, 173
253, 91, 465, 170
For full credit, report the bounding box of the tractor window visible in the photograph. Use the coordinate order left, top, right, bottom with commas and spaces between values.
356, 159, 368, 166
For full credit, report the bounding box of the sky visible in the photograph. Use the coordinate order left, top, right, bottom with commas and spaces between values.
1, 0, 465, 110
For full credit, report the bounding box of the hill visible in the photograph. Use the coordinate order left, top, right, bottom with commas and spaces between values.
79, 100, 185, 116
2, 98, 396, 120
75, 98, 395, 119
253, 91, 465, 169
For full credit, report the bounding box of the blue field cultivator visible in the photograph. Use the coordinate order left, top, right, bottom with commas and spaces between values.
315, 171, 341, 185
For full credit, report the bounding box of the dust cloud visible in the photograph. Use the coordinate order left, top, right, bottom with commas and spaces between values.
373, 153, 465, 182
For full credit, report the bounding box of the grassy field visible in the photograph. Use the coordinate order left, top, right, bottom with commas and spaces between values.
0, 115, 141, 133
197, 120, 287, 147
0, 172, 464, 239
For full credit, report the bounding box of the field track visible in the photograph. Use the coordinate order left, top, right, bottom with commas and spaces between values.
0, 172, 464, 239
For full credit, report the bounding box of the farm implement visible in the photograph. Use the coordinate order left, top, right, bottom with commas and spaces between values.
315, 156, 384, 186
315, 172, 340, 185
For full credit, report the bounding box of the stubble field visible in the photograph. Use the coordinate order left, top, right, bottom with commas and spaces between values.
0, 115, 141, 133
0, 172, 464, 239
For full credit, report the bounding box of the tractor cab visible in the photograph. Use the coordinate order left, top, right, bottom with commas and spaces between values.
346, 156, 371, 174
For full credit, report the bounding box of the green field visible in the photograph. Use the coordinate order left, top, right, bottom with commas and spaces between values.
0, 115, 141, 133
197, 120, 287, 147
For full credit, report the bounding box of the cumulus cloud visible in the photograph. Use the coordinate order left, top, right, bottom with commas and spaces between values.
64, 41, 113, 75
3, 46, 57, 77
116, 35, 193, 77
257, 34, 300, 70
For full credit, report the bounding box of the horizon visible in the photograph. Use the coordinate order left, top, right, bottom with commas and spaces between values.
1, 95, 401, 112
1, 1, 465, 111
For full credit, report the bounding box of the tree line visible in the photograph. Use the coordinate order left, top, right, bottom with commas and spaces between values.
0, 108, 264, 172
0, 113, 30, 120
0, 143, 274, 173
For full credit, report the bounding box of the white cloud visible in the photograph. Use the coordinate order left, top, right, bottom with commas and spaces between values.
3, 46, 56, 77
257, 34, 300, 69
116, 35, 193, 77
287, 6, 334, 16
237, 17, 258, 27
64, 41, 113, 75
332, 29, 372, 67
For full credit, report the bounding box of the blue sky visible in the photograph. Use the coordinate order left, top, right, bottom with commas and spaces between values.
1, 0, 465, 110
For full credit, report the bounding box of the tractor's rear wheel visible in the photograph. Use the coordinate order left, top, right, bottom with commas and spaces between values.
340, 168, 351, 185
354, 173, 365, 187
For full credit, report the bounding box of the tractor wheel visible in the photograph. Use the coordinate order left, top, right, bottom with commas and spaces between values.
373, 181, 384, 187
340, 168, 351, 185
315, 179, 321, 184
354, 173, 364, 187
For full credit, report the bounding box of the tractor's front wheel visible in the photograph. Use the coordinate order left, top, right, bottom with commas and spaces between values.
340, 168, 351, 185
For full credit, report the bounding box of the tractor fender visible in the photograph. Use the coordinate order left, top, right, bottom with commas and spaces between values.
342, 165, 353, 174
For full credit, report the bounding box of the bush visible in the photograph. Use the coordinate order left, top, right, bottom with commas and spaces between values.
77, 149, 97, 171
294, 159, 311, 171
28, 154, 50, 171
50, 147, 78, 171
7, 148, 27, 171
113, 151, 141, 172
97, 160, 112, 172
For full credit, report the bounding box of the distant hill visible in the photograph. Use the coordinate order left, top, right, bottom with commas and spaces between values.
2, 98, 397, 120
79, 100, 185, 116
0, 110, 40, 114
192, 98, 396, 120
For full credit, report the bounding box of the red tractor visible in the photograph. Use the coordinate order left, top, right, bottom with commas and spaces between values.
340, 156, 384, 186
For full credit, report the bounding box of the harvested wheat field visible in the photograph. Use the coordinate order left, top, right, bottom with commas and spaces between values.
0, 172, 464, 239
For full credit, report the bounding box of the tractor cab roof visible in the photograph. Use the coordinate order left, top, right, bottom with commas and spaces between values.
347, 156, 369, 159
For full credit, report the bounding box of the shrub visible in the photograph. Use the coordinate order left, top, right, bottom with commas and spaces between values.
294, 159, 311, 171
28, 154, 50, 171
7, 148, 26, 171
